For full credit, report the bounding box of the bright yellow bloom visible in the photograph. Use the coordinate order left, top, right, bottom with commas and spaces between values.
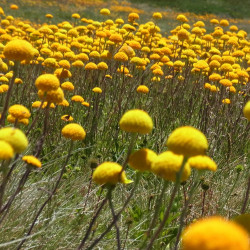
61, 81, 74, 91
243, 101, 250, 121
152, 12, 162, 20
4, 39, 35, 61
82, 101, 90, 107
0, 140, 14, 160
188, 155, 217, 171
222, 98, 231, 104
61, 115, 73, 122
8, 104, 30, 119
100, 8, 110, 15
61, 123, 86, 141
38, 88, 64, 104
35, 74, 60, 92
166, 126, 208, 157
85, 62, 97, 70
119, 109, 153, 134
7, 115, 29, 126
151, 151, 191, 182
71, 95, 84, 103
22, 155, 42, 168
0, 127, 28, 153
136, 85, 149, 94
129, 148, 157, 171
93, 162, 132, 185
182, 216, 249, 250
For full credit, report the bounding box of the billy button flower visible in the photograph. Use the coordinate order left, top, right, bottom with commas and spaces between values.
38, 88, 64, 104
7, 115, 29, 126
92, 87, 102, 94
137, 85, 149, 94
82, 102, 90, 107
54, 68, 72, 79
61, 123, 86, 141
129, 149, 157, 172
22, 155, 41, 168
61, 81, 74, 91
8, 104, 30, 120
61, 115, 73, 122
71, 95, 84, 103
0, 127, 28, 153
222, 98, 231, 104
181, 216, 249, 250
188, 155, 217, 171
84, 62, 97, 70
151, 151, 191, 182
119, 109, 153, 135
243, 101, 250, 121
97, 62, 108, 71
166, 126, 208, 157
100, 8, 110, 15
114, 52, 128, 62
35, 74, 60, 92
93, 162, 132, 185
0, 140, 14, 160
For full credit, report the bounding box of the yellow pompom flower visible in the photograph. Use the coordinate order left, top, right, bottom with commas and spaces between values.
0, 140, 14, 160
38, 88, 64, 104
8, 104, 30, 120
82, 101, 90, 107
61, 123, 86, 141
100, 8, 110, 15
182, 216, 249, 250
151, 151, 191, 182
166, 126, 208, 157
92, 162, 132, 185
85, 62, 97, 70
7, 115, 29, 126
71, 95, 84, 103
243, 101, 250, 121
0, 127, 28, 153
22, 155, 42, 168
152, 12, 162, 20
61, 115, 73, 122
188, 155, 217, 171
137, 85, 149, 94
92, 87, 102, 93
129, 148, 157, 171
97, 62, 108, 70
4, 39, 35, 61
61, 81, 74, 91
119, 109, 153, 134
222, 98, 231, 104
35, 74, 60, 92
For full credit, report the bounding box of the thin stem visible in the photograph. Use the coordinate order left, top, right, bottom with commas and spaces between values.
17, 141, 74, 249
241, 175, 250, 214
145, 157, 188, 250
77, 188, 112, 250
86, 172, 141, 250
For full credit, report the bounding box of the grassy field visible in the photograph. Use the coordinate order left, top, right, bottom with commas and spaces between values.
0, 0, 249, 249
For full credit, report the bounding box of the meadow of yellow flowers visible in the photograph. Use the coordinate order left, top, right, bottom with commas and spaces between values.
0, 1, 249, 249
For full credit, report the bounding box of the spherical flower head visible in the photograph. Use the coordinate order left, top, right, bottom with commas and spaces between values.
151, 151, 191, 182
137, 85, 149, 94
188, 155, 217, 171
7, 115, 29, 126
182, 216, 249, 250
243, 101, 250, 121
93, 162, 132, 185
222, 98, 231, 104
92, 87, 102, 93
4, 39, 35, 61
0, 140, 14, 160
38, 87, 64, 104
61, 123, 86, 141
85, 62, 97, 70
22, 155, 42, 168
61, 81, 74, 91
153, 12, 162, 20
71, 95, 84, 103
166, 126, 208, 157
82, 101, 90, 107
97, 62, 108, 71
129, 148, 157, 171
8, 104, 31, 120
119, 109, 153, 134
35, 74, 60, 92
0, 127, 28, 153
100, 8, 110, 15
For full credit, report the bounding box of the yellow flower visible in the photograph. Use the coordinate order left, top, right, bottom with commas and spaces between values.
114, 52, 128, 62
85, 62, 97, 70
14, 78, 23, 84
92, 162, 132, 185
209, 73, 222, 82
92, 87, 102, 93
7, 115, 29, 126
61, 123, 86, 141
166, 126, 208, 157
119, 109, 153, 134
54, 68, 72, 79
182, 216, 249, 250
61, 81, 74, 91
82, 101, 90, 107
22, 155, 41, 168
71, 95, 84, 103
4, 39, 35, 61
152, 12, 162, 20
193, 60, 209, 70
129, 148, 157, 171
0, 140, 14, 160
109, 34, 123, 44
222, 98, 231, 104
177, 29, 190, 41
61, 115, 73, 122
220, 63, 233, 72
38, 88, 64, 104
0, 127, 28, 153
219, 79, 232, 87
220, 19, 229, 26
8, 104, 30, 120
176, 14, 188, 23
100, 8, 110, 15
137, 85, 149, 94
35, 74, 60, 92
243, 101, 250, 121
10, 4, 19, 10
59, 59, 70, 70
97, 62, 108, 71
151, 151, 191, 182
188, 155, 217, 171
